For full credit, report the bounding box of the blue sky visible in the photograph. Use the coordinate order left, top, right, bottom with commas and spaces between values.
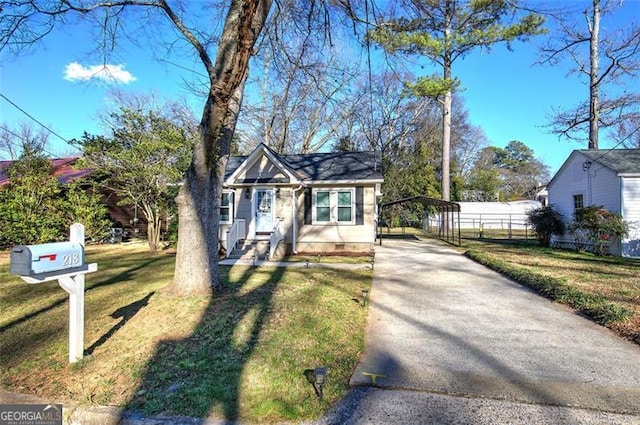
1, 1, 639, 175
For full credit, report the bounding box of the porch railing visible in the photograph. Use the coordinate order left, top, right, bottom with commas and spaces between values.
269, 218, 285, 260
226, 218, 246, 258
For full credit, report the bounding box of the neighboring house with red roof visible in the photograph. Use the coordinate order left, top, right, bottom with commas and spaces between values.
0, 157, 92, 186
0, 157, 151, 237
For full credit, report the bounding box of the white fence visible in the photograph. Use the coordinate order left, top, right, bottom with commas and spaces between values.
457, 212, 529, 230
425, 212, 532, 239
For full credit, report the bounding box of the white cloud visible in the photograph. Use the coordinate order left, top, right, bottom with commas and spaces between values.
64, 62, 137, 84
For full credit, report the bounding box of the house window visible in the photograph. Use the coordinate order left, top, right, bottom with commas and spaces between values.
337, 191, 352, 222
220, 191, 233, 223
314, 189, 355, 224
316, 191, 331, 222
573, 194, 584, 211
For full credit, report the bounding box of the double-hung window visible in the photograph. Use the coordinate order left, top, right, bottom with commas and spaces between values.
313, 189, 355, 224
220, 191, 233, 223
573, 194, 584, 212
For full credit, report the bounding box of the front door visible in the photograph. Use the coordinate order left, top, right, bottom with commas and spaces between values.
255, 189, 274, 235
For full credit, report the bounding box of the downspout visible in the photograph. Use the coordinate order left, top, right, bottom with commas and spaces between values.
292, 183, 305, 254
620, 176, 624, 256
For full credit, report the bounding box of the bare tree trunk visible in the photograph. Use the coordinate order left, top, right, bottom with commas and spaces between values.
588, 0, 600, 149
146, 214, 160, 252
170, 0, 272, 295
141, 201, 161, 252
442, 88, 452, 202
441, 1, 452, 202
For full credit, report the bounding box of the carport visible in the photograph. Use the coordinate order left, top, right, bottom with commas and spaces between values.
378, 196, 461, 246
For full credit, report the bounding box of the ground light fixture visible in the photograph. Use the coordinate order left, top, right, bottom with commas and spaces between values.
304, 366, 327, 401
361, 288, 370, 307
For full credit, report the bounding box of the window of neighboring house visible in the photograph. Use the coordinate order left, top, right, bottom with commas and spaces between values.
313, 189, 355, 224
573, 194, 584, 211
220, 191, 233, 223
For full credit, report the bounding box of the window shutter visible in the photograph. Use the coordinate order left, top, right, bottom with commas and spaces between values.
356, 186, 364, 225
304, 188, 312, 224
230, 191, 235, 219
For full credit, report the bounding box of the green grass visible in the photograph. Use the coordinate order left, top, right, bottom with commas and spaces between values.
282, 253, 373, 264
460, 239, 640, 343
459, 228, 534, 241
0, 243, 371, 423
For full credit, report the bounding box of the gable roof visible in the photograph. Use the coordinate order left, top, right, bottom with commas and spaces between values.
549, 149, 640, 189
577, 149, 640, 175
225, 143, 304, 185
225, 144, 383, 185
0, 157, 91, 186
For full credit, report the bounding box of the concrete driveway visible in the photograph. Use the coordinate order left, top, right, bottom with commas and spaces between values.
321, 237, 640, 424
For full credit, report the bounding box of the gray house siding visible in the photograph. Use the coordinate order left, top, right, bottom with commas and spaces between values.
220, 144, 382, 255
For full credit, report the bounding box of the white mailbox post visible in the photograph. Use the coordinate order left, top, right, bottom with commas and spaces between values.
9, 223, 98, 363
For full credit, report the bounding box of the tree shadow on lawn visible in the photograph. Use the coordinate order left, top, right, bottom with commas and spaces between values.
123, 264, 287, 422
85, 291, 156, 356
0, 257, 164, 335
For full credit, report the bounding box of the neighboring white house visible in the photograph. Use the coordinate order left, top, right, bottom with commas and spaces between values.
220, 143, 383, 257
547, 149, 640, 258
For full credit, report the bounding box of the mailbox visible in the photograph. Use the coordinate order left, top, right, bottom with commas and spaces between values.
10, 242, 84, 276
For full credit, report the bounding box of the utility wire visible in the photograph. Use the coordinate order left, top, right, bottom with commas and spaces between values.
586, 126, 640, 164
0, 123, 60, 159
0, 93, 72, 145
0, 124, 23, 140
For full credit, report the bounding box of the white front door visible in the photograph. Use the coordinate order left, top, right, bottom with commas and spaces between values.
255, 189, 274, 234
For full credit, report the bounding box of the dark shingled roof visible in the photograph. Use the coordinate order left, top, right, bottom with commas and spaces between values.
579, 149, 640, 174
225, 150, 383, 182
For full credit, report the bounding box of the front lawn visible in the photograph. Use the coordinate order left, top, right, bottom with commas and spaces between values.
461, 239, 640, 344
0, 242, 372, 423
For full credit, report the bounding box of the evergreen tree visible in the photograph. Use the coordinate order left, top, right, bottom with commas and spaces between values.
369, 0, 545, 201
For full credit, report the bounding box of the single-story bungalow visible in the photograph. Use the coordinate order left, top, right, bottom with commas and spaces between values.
221, 143, 383, 258
547, 149, 640, 257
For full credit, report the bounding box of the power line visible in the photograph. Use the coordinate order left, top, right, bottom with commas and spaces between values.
0, 93, 72, 145
0, 124, 23, 140
586, 125, 640, 164
0, 123, 60, 159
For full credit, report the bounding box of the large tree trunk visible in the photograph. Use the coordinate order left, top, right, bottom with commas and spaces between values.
442, 88, 452, 202
170, 0, 272, 295
588, 0, 600, 150
441, 2, 452, 202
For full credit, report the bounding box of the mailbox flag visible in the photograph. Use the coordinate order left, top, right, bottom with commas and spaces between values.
37, 254, 58, 262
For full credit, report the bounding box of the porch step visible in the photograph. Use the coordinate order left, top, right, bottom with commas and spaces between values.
228, 240, 269, 260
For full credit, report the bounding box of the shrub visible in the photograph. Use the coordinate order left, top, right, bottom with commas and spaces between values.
526, 206, 565, 247
0, 147, 110, 248
0, 150, 65, 247
62, 182, 112, 242
570, 206, 628, 256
